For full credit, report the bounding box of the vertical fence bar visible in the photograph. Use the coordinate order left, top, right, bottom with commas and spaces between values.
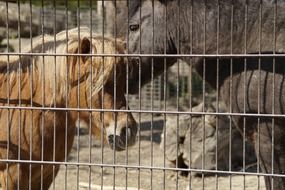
5, 2, 10, 190
176, 0, 181, 189
243, 1, 249, 189
215, 1, 220, 190
28, 1, 34, 189
111, 2, 117, 186
113, 0, 117, 189
163, 0, 167, 187
138, 0, 142, 188
16, 1, 22, 189
188, 1, 194, 189
100, 1, 106, 190
40, 0, 46, 188
151, 0, 154, 189
229, 1, 234, 190
202, 1, 207, 189
122, 0, 131, 188
64, 1, 69, 190
257, 0, 262, 189
52, 1, 57, 189
272, 1, 277, 190
88, 1, 93, 190
136, 0, 142, 189
76, 1, 81, 189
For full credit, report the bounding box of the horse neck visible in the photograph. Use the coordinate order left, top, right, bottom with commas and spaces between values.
0, 57, 61, 107
170, 0, 285, 56
165, 0, 238, 56
165, 1, 196, 55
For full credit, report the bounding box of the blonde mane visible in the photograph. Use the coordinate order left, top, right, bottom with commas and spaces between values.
0, 27, 127, 106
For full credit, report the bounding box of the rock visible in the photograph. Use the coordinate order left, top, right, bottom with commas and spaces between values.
160, 102, 257, 176
0, 2, 41, 38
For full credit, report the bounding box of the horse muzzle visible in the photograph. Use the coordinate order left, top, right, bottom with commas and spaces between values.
106, 119, 137, 151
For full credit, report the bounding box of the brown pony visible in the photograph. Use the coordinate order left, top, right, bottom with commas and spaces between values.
0, 27, 137, 190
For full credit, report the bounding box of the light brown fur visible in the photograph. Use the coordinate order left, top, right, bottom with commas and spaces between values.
0, 27, 136, 190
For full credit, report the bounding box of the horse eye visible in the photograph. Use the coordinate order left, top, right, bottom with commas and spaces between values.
129, 24, 140, 32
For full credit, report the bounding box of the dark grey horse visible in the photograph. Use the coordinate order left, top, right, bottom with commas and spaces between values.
127, 0, 285, 189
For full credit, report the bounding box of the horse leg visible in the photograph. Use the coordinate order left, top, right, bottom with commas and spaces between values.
41, 165, 60, 190
0, 170, 13, 190
253, 120, 285, 190
0, 164, 29, 190
31, 165, 60, 190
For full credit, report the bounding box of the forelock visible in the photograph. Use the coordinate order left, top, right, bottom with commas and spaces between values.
128, 0, 170, 18
128, 0, 141, 18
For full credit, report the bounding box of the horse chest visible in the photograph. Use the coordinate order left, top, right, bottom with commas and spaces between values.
0, 110, 76, 162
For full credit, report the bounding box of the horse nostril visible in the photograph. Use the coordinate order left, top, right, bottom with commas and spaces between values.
108, 135, 114, 144
129, 24, 140, 32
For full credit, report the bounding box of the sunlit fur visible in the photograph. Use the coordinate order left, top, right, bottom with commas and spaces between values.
0, 27, 137, 190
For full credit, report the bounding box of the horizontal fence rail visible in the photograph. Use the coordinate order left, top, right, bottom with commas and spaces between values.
0, 1, 284, 190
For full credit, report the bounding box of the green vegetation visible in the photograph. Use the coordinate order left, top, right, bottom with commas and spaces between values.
19, 0, 98, 9
168, 72, 213, 98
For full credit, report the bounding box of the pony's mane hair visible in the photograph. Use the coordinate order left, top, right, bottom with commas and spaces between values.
0, 27, 127, 104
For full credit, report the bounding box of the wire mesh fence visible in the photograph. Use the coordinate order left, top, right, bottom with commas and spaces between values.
0, 0, 284, 190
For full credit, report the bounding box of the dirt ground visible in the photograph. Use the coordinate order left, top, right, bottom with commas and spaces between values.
52, 114, 266, 190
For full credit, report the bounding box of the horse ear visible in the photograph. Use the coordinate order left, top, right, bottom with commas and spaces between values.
80, 37, 91, 63
158, 0, 167, 4
158, 0, 174, 4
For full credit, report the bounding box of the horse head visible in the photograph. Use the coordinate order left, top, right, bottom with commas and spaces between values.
65, 28, 137, 151
127, 0, 177, 93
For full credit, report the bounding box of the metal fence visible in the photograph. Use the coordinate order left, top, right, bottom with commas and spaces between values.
0, 0, 284, 190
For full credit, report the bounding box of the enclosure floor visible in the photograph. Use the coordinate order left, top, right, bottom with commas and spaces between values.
51, 115, 266, 190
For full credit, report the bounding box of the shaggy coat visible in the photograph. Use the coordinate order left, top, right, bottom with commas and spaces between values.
128, 1, 285, 189
0, 27, 137, 190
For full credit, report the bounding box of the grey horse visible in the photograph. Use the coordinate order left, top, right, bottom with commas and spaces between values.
127, 0, 285, 189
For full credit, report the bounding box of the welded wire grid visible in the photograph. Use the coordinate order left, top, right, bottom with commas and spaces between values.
0, 0, 283, 190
